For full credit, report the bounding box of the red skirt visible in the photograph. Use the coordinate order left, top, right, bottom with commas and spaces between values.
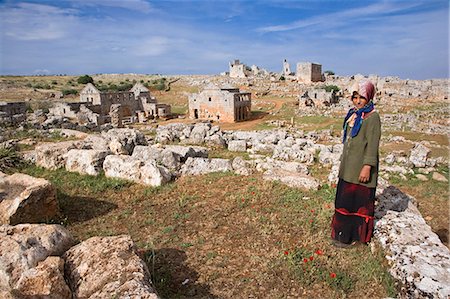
331, 179, 375, 244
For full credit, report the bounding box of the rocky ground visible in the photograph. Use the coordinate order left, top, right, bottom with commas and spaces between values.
0, 74, 448, 298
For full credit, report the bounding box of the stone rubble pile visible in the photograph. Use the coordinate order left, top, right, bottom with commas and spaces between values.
0, 224, 160, 299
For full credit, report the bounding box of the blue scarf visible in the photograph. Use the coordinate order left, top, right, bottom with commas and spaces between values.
342, 102, 374, 143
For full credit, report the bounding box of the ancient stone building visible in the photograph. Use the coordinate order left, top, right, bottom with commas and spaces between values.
297, 62, 323, 83
50, 83, 170, 126
0, 101, 27, 125
188, 84, 251, 123
229, 60, 251, 78
283, 59, 292, 76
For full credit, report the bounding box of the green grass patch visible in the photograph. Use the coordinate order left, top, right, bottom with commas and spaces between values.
19, 165, 131, 193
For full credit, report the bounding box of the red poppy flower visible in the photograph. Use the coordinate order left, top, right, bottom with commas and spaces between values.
310, 209, 315, 213
251, 191, 255, 195
330, 272, 337, 279
303, 258, 308, 263
309, 256, 314, 261
284, 251, 289, 255
315, 249, 323, 255
309, 219, 313, 223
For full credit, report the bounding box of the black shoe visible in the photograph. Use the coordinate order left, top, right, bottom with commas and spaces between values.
331, 239, 356, 249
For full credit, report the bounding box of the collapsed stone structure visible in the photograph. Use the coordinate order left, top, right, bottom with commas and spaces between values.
188, 84, 251, 122
299, 88, 339, 108
49, 83, 171, 127
229, 59, 251, 78
0, 101, 27, 125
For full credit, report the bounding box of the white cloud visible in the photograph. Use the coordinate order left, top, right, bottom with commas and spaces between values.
0, 2, 78, 41
257, 1, 422, 33
71, 0, 154, 13
132, 36, 170, 56
33, 69, 51, 75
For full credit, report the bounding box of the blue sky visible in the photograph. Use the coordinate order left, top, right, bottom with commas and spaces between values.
0, 0, 448, 79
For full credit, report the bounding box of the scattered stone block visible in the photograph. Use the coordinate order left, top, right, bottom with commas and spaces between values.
0, 224, 74, 293
409, 143, 430, 168
65, 149, 110, 176
432, 172, 448, 182
180, 157, 233, 175
34, 141, 81, 170
263, 168, 319, 190
374, 186, 450, 298
0, 173, 59, 225
228, 140, 247, 152
15, 256, 71, 299
103, 155, 171, 186
64, 235, 159, 299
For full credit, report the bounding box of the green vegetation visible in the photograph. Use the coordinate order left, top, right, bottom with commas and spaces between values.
324, 85, 340, 92
0, 148, 24, 172
324, 70, 335, 75
62, 89, 78, 96
77, 75, 94, 84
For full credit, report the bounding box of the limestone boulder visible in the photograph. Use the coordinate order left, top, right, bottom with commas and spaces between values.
228, 140, 247, 152
409, 143, 430, 168
103, 155, 171, 186
432, 172, 448, 182
65, 149, 110, 176
164, 145, 208, 161
232, 157, 254, 176
188, 123, 211, 144
374, 186, 450, 298
0, 224, 74, 292
0, 173, 59, 225
263, 168, 319, 190
180, 157, 233, 175
255, 158, 309, 174
64, 235, 159, 299
34, 141, 82, 169
82, 134, 111, 151
205, 134, 226, 148
272, 145, 314, 164
132, 145, 180, 171
101, 128, 147, 155
15, 256, 71, 299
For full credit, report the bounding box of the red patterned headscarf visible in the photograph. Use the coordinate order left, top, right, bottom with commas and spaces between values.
350, 80, 375, 101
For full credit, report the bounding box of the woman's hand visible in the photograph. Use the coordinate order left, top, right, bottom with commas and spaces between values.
359, 165, 371, 183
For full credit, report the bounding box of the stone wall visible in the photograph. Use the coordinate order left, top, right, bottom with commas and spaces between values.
297, 62, 323, 83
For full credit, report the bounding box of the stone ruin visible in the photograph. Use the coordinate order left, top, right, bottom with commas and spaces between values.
299, 88, 339, 108
188, 84, 251, 123
0, 101, 27, 125
296, 62, 324, 83
48, 82, 171, 128
1, 119, 449, 297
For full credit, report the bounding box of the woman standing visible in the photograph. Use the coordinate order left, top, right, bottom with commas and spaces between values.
331, 80, 381, 247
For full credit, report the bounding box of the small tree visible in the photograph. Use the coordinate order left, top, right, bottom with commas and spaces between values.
324, 85, 340, 93
324, 70, 335, 76
77, 75, 94, 84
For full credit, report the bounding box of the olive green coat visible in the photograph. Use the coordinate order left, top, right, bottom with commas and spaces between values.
338, 111, 381, 188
